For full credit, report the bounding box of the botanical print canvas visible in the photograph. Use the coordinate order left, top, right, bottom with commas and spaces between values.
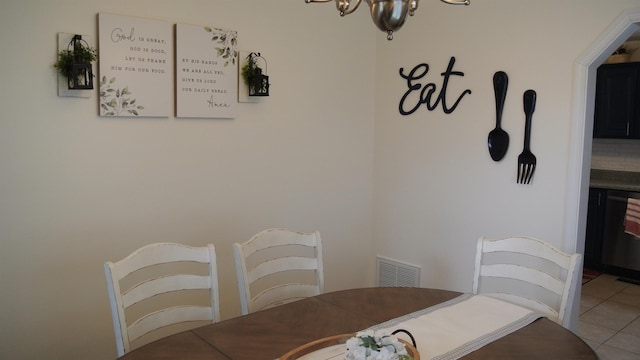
98, 13, 172, 117
176, 23, 238, 118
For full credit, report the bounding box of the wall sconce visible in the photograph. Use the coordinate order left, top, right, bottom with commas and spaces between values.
54, 34, 96, 90
305, 0, 470, 40
68, 35, 94, 89
241, 52, 270, 97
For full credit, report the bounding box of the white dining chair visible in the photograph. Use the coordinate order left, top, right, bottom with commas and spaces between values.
233, 228, 324, 315
472, 236, 582, 328
104, 242, 220, 356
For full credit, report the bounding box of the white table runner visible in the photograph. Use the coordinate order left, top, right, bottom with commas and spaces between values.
366, 293, 543, 360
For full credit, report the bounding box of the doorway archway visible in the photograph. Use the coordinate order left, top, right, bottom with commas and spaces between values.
564, 9, 640, 330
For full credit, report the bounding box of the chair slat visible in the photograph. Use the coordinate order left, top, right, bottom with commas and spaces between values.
481, 237, 574, 268
241, 229, 319, 257
122, 274, 211, 308
251, 283, 320, 312
480, 263, 565, 295
114, 243, 212, 279
248, 257, 319, 283
127, 306, 214, 343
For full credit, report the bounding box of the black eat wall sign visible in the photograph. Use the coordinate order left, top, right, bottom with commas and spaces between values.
399, 56, 471, 115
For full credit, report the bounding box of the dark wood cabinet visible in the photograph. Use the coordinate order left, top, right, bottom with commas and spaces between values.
594, 62, 640, 139
584, 187, 606, 269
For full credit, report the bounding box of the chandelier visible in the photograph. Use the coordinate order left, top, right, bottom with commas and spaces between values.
305, 0, 470, 40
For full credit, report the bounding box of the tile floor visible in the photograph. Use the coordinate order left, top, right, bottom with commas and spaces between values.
579, 273, 640, 359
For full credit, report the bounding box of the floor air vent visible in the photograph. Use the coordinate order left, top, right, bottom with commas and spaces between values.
376, 256, 421, 287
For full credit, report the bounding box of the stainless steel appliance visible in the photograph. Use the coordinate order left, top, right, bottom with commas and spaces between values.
601, 189, 640, 279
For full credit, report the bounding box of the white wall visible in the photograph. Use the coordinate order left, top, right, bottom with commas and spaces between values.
0, 1, 376, 358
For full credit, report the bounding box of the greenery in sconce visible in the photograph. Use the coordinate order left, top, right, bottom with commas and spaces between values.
241, 55, 263, 91
53, 44, 97, 79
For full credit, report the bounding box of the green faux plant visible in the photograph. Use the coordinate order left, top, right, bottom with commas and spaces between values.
53, 44, 97, 79
241, 55, 263, 91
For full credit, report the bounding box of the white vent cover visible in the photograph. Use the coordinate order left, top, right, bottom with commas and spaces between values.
376, 256, 421, 287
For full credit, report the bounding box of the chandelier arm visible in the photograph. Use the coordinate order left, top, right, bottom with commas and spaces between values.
339, 0, 363, 16
441, 0, 470, 5
305, 0, 363, 16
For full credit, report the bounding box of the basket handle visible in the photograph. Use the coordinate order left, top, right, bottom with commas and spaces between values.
391, 329, 417, 348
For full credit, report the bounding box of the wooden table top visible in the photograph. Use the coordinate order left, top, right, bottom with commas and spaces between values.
120, 287, 597, 360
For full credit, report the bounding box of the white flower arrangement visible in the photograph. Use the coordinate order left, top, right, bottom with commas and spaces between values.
345, 331, 413, 360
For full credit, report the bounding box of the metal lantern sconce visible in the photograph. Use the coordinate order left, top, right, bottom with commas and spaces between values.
251, 67, 269, 97
54, 34, 96, 90
242, 52, 270, 97
304, 0, 470, 40
68, 35, 94, 90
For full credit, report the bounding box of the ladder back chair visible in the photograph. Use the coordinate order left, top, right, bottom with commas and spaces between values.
104, 242, 220, 356
233, 228, 324, 315
472, 236, 582, 328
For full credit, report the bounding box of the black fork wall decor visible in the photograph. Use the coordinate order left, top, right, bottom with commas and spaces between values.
517, 89, 537, 184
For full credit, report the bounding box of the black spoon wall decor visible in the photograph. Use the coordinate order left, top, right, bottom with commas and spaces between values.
488, 71, 510, 161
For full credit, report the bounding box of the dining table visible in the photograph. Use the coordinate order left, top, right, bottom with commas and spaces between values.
119, 287, 597, 359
